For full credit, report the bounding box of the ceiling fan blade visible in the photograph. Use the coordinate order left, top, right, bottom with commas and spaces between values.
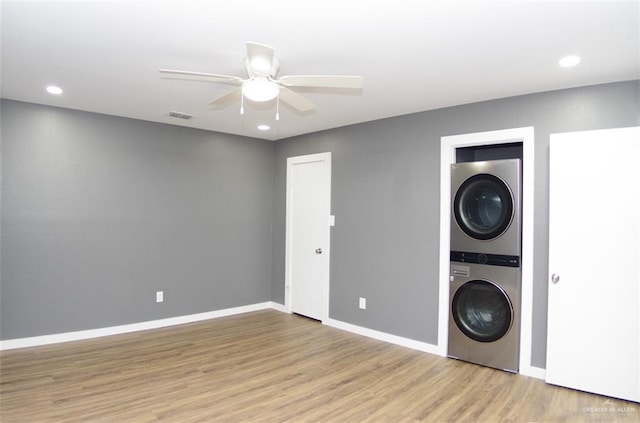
209, 88, 242, 108
279, 75, 363, 89
278, 87, 316, 113
246, 42, 277, 76
159, 69, 244, 85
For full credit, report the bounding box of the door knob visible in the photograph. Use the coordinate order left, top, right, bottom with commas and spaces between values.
551, 273, 560, 283
315, 248, 323, 254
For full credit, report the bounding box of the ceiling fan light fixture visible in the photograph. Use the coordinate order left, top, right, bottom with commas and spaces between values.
242, 78, 279, 102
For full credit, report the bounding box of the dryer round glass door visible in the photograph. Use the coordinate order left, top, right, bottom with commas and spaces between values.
451, 280, 513, 343
453, 173, 514, 240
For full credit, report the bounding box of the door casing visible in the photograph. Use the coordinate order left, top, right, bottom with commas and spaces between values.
440, 127, 536, 376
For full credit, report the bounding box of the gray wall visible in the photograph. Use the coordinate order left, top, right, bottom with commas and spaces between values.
2, 81, 638, 370
271, 80, 640, 368
1, 100, 274, 339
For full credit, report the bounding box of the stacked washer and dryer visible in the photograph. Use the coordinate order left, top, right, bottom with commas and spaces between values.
448, 159, 522, 373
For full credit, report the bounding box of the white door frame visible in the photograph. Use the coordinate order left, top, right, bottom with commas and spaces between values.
284, 152, 332, 321
439, 127, 538, 377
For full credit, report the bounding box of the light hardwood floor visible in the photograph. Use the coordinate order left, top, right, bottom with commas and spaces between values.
1, 310, 637, 422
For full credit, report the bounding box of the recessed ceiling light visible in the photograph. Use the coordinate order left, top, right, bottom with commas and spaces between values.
46, 85, 63, 95
257, 124, 270, 131
559, 55, 581, 68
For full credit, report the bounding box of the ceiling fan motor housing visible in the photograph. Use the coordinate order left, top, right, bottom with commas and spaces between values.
245, 56, 279, 78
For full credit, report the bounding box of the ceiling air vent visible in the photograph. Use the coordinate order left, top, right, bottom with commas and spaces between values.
168, 111, 193, 120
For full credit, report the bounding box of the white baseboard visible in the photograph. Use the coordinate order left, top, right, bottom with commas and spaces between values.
323, 317, 547, 379
323, 318, 440, 355
520, 365, 546, 380
269, 301, 287, 313
0, 302, 276, 351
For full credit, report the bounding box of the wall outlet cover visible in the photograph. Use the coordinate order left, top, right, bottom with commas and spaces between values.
359, 297, 366, 310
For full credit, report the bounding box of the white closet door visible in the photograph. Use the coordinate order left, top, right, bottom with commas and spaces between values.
546, 127, 640, 402
286, 153, 332, 321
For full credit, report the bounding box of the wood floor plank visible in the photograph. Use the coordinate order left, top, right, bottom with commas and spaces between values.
1, 310, 638, 422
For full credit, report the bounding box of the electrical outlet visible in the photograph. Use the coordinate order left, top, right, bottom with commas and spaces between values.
156, 291, 164, 303
359, 297, 366, 310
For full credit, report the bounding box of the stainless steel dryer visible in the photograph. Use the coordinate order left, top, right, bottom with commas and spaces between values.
451, 159, 521, 256
448, 257, 521, 373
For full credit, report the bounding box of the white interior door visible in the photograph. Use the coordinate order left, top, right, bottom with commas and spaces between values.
547, 127, 640, 402
286, 153, 331, 321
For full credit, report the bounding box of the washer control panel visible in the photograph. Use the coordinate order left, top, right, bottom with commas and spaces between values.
450, 251, 520, 267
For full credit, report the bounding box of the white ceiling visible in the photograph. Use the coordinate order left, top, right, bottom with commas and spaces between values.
1, 0, 638, 141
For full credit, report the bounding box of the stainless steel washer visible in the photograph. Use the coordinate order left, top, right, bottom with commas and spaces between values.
451, 159, 521, 256
448, 260, 521, 372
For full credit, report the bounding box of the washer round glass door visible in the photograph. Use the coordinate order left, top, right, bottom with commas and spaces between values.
451, 280, 513, 343
453, 173, 514, 240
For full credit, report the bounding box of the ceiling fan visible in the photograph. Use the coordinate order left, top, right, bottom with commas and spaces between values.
159, 42, 363, 116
